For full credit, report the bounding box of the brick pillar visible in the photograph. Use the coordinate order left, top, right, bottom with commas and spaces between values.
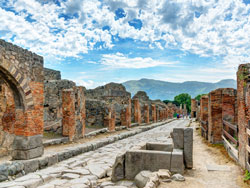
237, 64, 250, 169
151, 104, 156, 123
121, 99, 131, 128
144, 104, 150, 123
191, 99, 197, 118
62, 89, 76, 141
200, 95, 209, 139
106, 105, 116, 132
133, 99, 141, 124
75, 86, 86, 137
208, 89, 223, 144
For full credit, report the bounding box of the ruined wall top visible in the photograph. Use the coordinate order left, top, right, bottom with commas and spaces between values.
0, 39, 44, 82
132, 91, 150, 101
85, 82, 131, 99
44, 68, 61, 81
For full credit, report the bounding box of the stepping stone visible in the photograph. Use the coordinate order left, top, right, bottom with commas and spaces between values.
206, 164, 231, 171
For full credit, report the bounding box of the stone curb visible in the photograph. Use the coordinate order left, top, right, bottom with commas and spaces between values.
43, 126, 128, 147
0, 119, 174, 183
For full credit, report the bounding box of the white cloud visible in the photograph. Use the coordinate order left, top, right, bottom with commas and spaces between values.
100, 52, 177, 69
0, 0, 250, 69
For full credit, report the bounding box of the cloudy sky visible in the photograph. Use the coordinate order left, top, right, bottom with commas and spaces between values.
1, 0, 250, 88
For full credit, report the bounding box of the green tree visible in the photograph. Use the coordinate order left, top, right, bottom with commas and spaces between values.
195, 94, 207, 101
174, 93, 191, 112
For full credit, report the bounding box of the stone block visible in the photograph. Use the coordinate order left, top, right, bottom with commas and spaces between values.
22, 159, 39, 174
12, 146, 44, 160
184, 128, 193, 169
12, 135, 43, 150
172, 128, 184, 149
171, 149, 184, 174
125, 150, 171, 180
111, 153, 125, 182
146, 142, 173, 152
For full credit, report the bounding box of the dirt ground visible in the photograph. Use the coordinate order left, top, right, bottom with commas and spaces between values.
159, 122, 249, 188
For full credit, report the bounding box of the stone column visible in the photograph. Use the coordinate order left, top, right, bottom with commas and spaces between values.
133, 99, 141, 124
62, 89, 76, 141
144, 104, 150, 123
208, 89, 223, 144
237, 64, 250, 169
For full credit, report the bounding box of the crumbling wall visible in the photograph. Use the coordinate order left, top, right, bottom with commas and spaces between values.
85, 99, 109, 127
44, 79, 75, 134
0, 39, 44, 159
44, 68, 61, 81
133, 91, 152, 123
85, 83, 131, 127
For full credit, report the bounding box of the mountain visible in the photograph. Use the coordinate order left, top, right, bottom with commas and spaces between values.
122, 79, 237, 100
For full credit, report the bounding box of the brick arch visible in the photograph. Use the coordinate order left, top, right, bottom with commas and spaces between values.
0, 58, 34, 110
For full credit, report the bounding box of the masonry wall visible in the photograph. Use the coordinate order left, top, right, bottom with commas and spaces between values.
237, 64, 250, 169
44, 79, 75, 134
0, 39, 44, 159
85, 83, 131, 127
208, 89, 223, 144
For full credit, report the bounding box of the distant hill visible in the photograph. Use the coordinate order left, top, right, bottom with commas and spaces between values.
122, 79, 236, 100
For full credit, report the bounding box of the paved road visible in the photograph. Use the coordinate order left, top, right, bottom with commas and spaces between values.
1, 119, 189, 188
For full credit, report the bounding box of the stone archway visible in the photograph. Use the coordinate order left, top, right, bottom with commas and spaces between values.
0, 39, 44, 160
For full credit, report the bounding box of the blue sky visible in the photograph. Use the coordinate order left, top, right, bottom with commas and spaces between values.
0, 0, 250, 88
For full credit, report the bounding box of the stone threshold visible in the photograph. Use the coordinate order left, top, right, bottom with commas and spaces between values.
0, 119, 175, 183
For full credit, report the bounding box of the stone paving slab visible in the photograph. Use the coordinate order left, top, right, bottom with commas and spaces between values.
0, 119, 190, 188
0, 120, 175, 184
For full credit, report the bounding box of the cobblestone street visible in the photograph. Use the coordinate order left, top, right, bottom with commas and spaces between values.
0, 120, 189, 188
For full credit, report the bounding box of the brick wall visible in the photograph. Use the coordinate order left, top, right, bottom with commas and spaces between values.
237, 64, 250, 169
208, 89, 223, 144
133, 98, 141, 124
0, 39, 44, 159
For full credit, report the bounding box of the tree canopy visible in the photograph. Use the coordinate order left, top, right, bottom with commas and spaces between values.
174, 93, 191, 112
195, 94, 207, 101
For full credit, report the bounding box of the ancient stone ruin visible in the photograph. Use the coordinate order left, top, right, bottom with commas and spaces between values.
0, 40, 179, 162
197, 63, 250, 171
111, 127, 193, 181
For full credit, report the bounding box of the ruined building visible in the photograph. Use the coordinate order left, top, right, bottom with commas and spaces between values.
198, 63, 250, 171
0, 40, 175, 160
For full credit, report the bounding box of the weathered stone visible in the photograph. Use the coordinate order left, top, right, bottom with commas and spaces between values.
171, 174, 185, 181
125, 150, 171, 180
111, 153, 125, 182
0, 164, 9, 182
171, 128, 184, 149
12, 146, 44, 160
22, 159, 39, 174
170, 149, 184, 174
184, 128, 193, 169
134, 171, 152, 188
157, 169, 171, 179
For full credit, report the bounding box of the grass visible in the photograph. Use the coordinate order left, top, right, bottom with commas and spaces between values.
244, 170, 250, 181
43, 131, 62, 139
